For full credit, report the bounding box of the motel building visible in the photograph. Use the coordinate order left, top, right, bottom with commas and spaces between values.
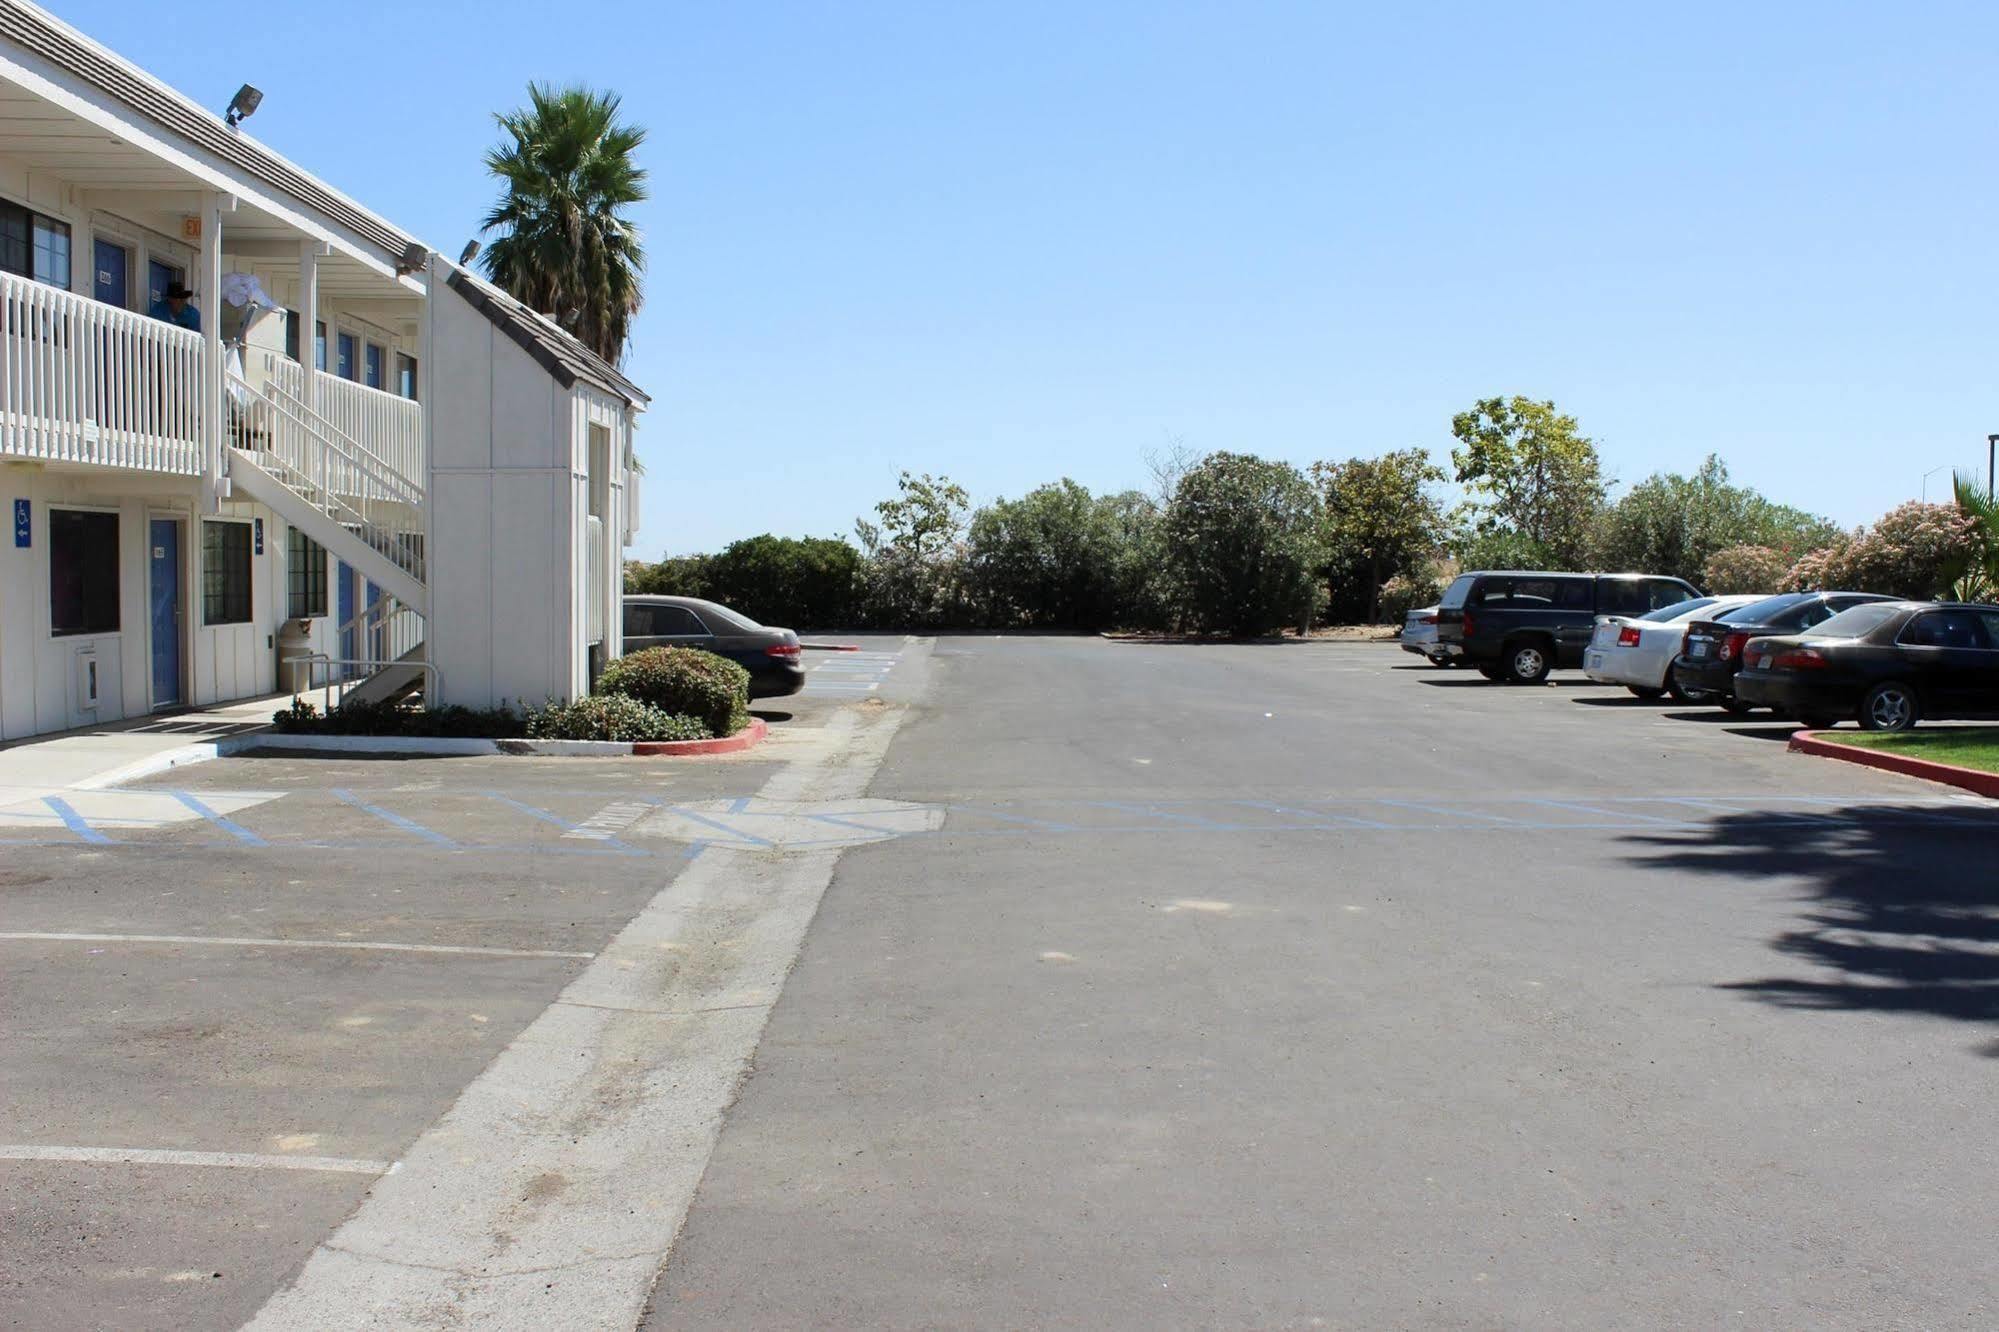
0, 0, 646, 742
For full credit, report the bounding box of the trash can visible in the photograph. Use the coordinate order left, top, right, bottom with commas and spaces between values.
276, 618, 314, 694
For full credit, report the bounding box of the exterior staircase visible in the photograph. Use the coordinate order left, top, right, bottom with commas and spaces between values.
225, 367, 429, 700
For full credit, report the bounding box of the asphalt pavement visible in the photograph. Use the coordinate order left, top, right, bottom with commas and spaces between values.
4, 635, 1995, 1329
643, 637, 1999, 1330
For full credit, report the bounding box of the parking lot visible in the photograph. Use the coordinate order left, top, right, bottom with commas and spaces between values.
5, 634, 1996, 1330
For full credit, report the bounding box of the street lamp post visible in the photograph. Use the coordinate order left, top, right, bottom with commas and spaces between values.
1988, 434, 1997, 502
1922, 464, 1951, 502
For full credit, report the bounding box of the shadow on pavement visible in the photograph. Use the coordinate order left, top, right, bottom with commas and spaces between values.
1723, 725, 1801, 743
1417, 677, 1611, 689
1623, 806, 1999, 1055
1572, 695, 1667, 709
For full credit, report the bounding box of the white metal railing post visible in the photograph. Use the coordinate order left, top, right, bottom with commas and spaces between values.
198, 193, 226, 511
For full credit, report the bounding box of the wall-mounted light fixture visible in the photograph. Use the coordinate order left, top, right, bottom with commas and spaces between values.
395, 241, 428, 276
458, 239, 481, 266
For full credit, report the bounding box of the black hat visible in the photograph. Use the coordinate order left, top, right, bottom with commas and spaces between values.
164, 283, 193, 301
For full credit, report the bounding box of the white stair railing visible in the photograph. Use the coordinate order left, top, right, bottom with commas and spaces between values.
229, 369, 425, 587
258, 350, 423, 496
338, 593, 424, 671
0, 270, 204, 474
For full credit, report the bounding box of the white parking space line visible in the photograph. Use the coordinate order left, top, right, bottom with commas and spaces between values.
0, 1145, 396, 1175
0, 932, 593, 960
803, 647, 903, 697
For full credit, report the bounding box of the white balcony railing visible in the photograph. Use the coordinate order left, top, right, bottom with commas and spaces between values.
586, 513, 607, 643
0, 270, 203, 474
261, 353, 422, 493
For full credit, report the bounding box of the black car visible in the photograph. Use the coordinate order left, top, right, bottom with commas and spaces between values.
1435, 571, 1701, 683
621, 595, 807, 699
1673, 591, 1893, 713
1735, 601, 1999, 731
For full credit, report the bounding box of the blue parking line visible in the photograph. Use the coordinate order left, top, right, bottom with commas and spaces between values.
1376, 799, 1521, 826
1528, 798, 1691, 826
1088, 801, 1241, 829
944, 804, 1082, 833
331, 789, 458, 849
170, 792, 269, 846
42, 797, 111, 845
665, 805, 775, 847
481, 792, 642, 853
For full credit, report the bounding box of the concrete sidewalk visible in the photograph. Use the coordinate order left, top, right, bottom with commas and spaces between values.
0, 696, 281, 801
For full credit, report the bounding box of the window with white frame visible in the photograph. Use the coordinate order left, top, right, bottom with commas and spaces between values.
202, 521, 253, 625
1, 198, 71, 287
49, 509, 120, 637
287, 527, 328, 618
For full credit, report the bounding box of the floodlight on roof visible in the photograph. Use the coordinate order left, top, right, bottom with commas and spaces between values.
224, 84, 262, 128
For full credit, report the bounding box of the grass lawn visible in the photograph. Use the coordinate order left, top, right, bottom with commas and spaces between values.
1822, 727, 1999, 774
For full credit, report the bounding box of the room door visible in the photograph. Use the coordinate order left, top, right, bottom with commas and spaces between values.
148, 518, 183, 708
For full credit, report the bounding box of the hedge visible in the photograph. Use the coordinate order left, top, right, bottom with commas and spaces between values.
595, 646, 751, 737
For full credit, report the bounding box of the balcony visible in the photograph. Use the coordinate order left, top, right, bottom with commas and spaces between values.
0, 268, 204, 475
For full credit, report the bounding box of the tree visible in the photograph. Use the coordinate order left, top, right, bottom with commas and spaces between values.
1591, 455, 1842, 586
965, 480, 1115, 628
1954, 472, 1999, 600
1450, 396, 1608, 568
1312, 449, 1448, 622
625, 552, 712, 597
1702, 544, 1793, 595
854, 472, 972, 629
1164, 452, 1325, 636
1785, 502, 1979, 599
703, 535, 862, 628
481, 84, 647, 363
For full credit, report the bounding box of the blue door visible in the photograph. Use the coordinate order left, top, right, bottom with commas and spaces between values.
148, 518, 182, 707
93, 240, 128, 308
147, 259, 182, 312
337, 560, 357, 679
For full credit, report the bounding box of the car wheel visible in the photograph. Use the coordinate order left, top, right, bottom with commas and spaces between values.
1477, 664, 1507, 682
1505, 641, 1551, 685
1666, 670, 1694, 703
1627, 685, 1666, 701
1720, 694, 1755, 715
1859, 682, 1919, 732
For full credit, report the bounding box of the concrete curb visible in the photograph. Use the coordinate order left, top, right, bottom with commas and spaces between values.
243, 718, 772, 761
634, 717, 770, 756
1789, 730, 1999, 799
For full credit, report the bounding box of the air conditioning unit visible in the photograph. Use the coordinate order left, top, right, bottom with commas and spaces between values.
73, 646, 101, 724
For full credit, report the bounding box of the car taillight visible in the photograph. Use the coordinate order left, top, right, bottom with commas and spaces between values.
1772, 647, 1829, 671
1461, 611, 1475, 638
1617, 626, 1642, 647
1419, 614, 1437, 625
1721, 632, 1750, 661
765, 643, 801, 658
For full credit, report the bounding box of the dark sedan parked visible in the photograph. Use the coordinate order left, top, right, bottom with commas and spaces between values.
1736, 601, 1999, 731
621, 595, 806, 699
1672, 591, 1893, 713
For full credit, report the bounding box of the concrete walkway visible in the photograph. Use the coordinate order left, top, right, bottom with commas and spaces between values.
0, 695, 281, 800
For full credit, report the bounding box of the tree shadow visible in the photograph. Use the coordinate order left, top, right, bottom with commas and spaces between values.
1622, 804, 1999, 1053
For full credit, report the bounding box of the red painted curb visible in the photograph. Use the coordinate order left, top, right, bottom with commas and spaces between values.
632, 717, 769, 758
1789, 730, 1999, 799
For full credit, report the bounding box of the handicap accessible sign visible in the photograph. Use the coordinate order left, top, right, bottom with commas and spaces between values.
12, 498, 27, 548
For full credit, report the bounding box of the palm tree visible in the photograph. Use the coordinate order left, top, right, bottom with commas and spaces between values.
1952, 472, 1999, 601
480, 84, 647, 364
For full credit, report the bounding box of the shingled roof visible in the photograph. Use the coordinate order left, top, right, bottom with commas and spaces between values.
0, 0, 416, 262
445, 268, 649, 408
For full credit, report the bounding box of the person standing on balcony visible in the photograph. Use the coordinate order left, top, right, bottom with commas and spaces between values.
149, 282, 201, 332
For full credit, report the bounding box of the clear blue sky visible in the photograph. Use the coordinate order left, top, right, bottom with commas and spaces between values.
62, 0, 1999, 553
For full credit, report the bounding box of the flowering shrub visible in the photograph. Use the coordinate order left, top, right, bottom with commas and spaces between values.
1785, 502, 1978, 599
1701, 544, 1793, 595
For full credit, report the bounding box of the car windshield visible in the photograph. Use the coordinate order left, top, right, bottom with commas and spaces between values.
1801, 603, 1903, 639
1439, 574, 1477, 610
1712, 602, 1764, 623
1640, 597, 1716, 623
1728, 593, 1809, 624
690, 599, 763, 632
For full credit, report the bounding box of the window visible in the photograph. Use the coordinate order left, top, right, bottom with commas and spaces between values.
287, 527, 328, 618
588, 423, 611, 519
1639, 597, 1716, 623
624, 603, 709, 637
285, 309, 300, 362
1899, 610, 1988, 649
0, 199, 71, 286
315, 320, 327, 372
364, 342, 385, 390
49, 509, 120, 637
396, 353, 419, 400
336, 332, 357, 381
202, 521, 252, 625
1598, 580, 1651, 617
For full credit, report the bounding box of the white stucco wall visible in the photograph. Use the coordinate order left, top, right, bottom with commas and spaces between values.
423, 264, 638, 711
0, 468, 335, 740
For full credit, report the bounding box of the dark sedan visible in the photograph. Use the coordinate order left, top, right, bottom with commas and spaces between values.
1736, 601, 1999, 731
1672, 591, 1893, 713
621, 595, 806, 699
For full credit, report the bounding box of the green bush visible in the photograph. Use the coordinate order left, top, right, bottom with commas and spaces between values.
1376, 570, 1445, 623
270, 698, 521, 737
704, 534, 862, 628
596, 646, 751, 736
523, 695, 709, 742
